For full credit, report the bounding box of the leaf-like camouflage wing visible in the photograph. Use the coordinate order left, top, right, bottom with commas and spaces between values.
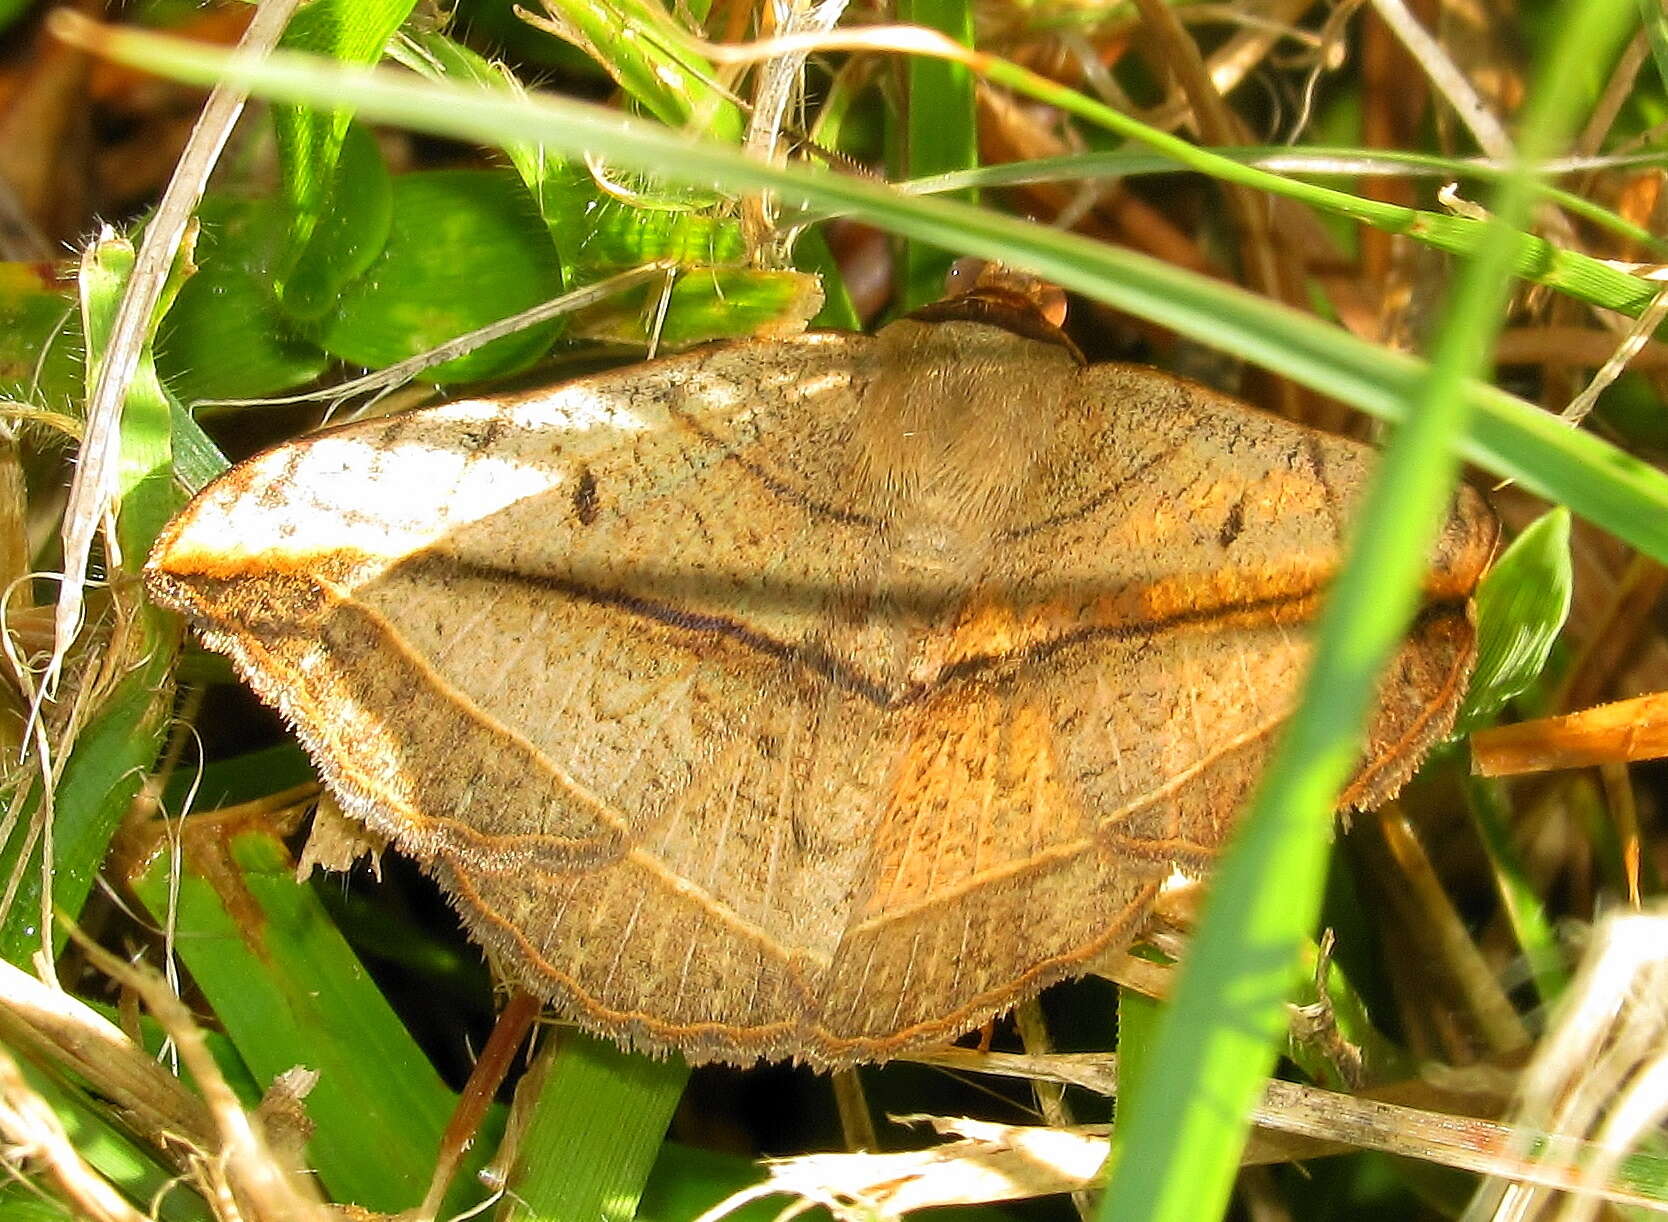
148, 320, 1494, 1066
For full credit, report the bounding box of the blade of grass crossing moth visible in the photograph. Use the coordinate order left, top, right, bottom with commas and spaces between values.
907, 152, 1663, 314
497, 1033, 690, 1222
0, 232, 184, 963
940, 50, 1668, 320
127, 824, 474, 1215
53, 25, 1668, 569
908, 148, 1668, 255
894, 0, 976, 310
1097, 3, 1637, 1218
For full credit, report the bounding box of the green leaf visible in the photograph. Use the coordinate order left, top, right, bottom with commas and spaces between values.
7, 1056, 215, 1222
1111, 983, 1160, 1156
573, 266, 823, 347
272, 0, 416, 257
0, 263, 84, 421
0, 0, 31, 35
1643, 0, 1668, 101
0, 230, 186, 965
156, 195, 330, 402
126, 821, 467, 1215
794, 227, 861, 332
395, 33, 827, 344
276, 121, 395, 320
906, 146, 1668, 260
159, 741, 315, 815
1465, 774, 1569, 1005
1456, 508, 1574, 733
77, 230, 183, 560
318, 169, 565, 381
499, 1033, 689, 1222
168, 396, 230, 492
524, 0, 741, 142
639, 1144, 798, 1222
0, 666, 174, 965
389, 30, 583, 265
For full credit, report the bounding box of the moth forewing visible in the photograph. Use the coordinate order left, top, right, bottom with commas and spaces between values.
146, 308, 1496, 1067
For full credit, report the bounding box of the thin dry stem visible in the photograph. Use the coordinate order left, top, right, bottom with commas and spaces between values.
69, 932, 329, 1222
0, 1043, 148, 1222
0, 956, 214, 1154
1367, 0, 1511, 158
48, 0, 303, 694
1463, 907, 1668, 1221
741, 0, 850, 259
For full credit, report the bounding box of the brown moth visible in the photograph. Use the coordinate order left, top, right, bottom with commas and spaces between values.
145, 270, 1497, 1068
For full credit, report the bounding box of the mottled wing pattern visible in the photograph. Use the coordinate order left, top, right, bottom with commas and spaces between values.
805, 365, 1492, 1057
148, 334, 907, 1059
147, 334, 1493, 1067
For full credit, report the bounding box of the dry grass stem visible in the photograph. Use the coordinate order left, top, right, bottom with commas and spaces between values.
1462, 906, 1668, 1221
1367, 0, 1510, 157
1472, 690, 1668, 776
69, 932, 330, 1222
48, 0, 302, 692
0, 956, 214, 1154
0, 1043, 148, 1222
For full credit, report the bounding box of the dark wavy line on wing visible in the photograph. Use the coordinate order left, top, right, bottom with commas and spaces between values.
392, 552, 1427, 708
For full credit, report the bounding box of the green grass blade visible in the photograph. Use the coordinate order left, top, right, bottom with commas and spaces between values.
907, 147, 1668, 252
1097, 3, 1638, 1217
905, 150, 1668, 298
0, 230, 184, 963
0, 671, 175, 965
62, 24, 1668, 568
499, 1033, 689, 1222
126, 821, 462, 1214
1640, 0, 1668, 99
9, 1056, 215, 1222
895, 0, 977, 309
1465, 775, 1569, 1005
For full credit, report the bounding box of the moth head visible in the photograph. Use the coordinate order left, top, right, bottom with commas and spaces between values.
942, 257, 1069, 328
913, 258, 1082, 363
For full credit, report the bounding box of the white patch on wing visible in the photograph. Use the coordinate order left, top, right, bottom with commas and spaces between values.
494, 386, 658, 435
168, 432, 563, 575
